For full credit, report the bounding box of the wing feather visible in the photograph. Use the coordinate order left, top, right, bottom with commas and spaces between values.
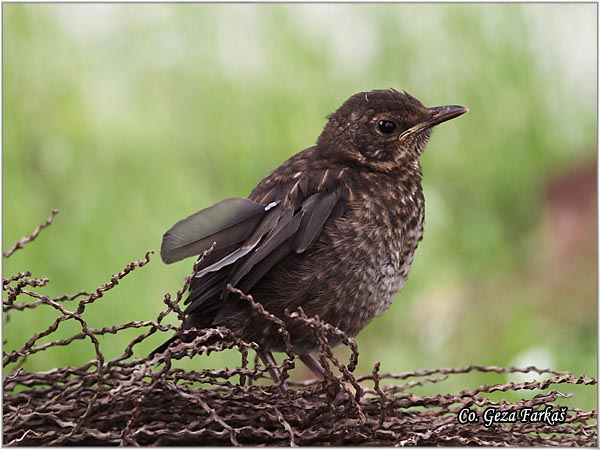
161, 198, 269, 264
193, 203, 285, 277
238, 242, 293, 293
176, 184, 346, 321
291, 191, 339, 252
185, 271, 226, 305
225, 209, 301, 289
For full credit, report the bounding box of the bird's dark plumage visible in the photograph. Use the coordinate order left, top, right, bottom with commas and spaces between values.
156, 89, 467, 387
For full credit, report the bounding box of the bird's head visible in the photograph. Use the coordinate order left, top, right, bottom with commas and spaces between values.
317, 89, 468, 172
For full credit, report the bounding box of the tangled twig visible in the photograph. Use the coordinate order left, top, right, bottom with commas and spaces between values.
3, 209, 59, 258
2, 210, 597, 446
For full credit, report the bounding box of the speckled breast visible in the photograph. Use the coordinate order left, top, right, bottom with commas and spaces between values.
319, 176, 425, 338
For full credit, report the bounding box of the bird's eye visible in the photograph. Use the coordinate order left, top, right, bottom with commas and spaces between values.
377, 120, 396, 134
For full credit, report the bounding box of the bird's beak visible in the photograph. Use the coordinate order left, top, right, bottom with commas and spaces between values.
401, 105, 468, 138
426, 105, 469, 127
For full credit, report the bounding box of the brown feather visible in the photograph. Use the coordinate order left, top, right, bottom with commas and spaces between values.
225, 209, 302, 289
291, 190, 340, 252
161, 198, 267, 264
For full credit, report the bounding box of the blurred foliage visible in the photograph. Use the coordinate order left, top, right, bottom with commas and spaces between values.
3, 4, 596, 409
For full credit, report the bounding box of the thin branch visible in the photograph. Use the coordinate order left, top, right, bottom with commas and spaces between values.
3, 209, 59, 258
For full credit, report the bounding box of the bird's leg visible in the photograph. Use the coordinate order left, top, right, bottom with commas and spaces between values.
257, 350, 289, 394
299, 353, 326, 380
300, 353, 350, 403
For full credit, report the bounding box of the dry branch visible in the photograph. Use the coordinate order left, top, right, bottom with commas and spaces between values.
3, 209, 59, 258
2, 211, 597, 446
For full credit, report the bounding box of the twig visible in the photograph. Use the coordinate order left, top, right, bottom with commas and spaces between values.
3, 209, 59, 258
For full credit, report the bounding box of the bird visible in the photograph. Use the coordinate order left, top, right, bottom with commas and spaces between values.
154, 89, 467, 391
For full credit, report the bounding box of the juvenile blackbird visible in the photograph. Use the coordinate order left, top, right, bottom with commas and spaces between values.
156, 89, 467, 389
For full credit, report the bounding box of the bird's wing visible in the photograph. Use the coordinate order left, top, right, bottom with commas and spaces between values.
179, 186, 346, 316
161, 198, 279, 265
226, 189, 340, 289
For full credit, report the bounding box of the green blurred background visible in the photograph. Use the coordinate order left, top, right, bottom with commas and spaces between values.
3, 4, 597, 408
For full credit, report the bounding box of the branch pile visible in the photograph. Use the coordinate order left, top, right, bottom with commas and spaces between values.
3, 211, 597, 446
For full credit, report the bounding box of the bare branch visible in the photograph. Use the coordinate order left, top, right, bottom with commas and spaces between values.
2, 215, 597, 446
3, 209, 59, 258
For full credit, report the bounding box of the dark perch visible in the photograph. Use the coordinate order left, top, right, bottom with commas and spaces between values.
2, 211, 597, 446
